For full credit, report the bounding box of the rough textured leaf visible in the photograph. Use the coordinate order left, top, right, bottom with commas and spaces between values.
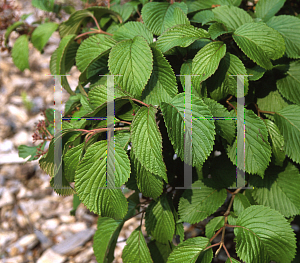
267, 15, 300, 58
255, 0, 286, 22
166, 236, 213, 263
142, 47, 177, 105
156, 24, 209, 53
178, 180, 227, 224
212, 5, 253, 31
145, 195, 175, 244
108, 36, 153, 97
205, 216, 224, 239
233, 22, 285, 70
234, 205, 296, 263
164, 7, 190, 29
250, 162, 300, 217
31, 22, 58, 51
192, 41, 226, 88
111, 2, 134, 23
274, 105, 300, 164
247, 65, 266, 81
233, 193, 251, 215
122, 227, 153, 263
190, 10, 214, 25
63, 143, 83, 182
161, 93, 216, 168
12, 35, 29, 71
208, 22, 232, 40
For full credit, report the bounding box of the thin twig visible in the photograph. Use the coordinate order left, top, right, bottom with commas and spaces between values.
91, 14, 101, 31
130, 98, 150, 107
223, 243, 233, 263
203, 242, 221, 251
209, 227, 223, 243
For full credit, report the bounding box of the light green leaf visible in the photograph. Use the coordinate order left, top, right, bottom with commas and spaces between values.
75, 141, 130, 218
212, 5, 253, 31
190, 10, 214, 25
208, 22, 232, 40
178, 180, 227, 224
63, 143, 83, 182
255, 0, 286, 22
50, 173, 75, 196
233, 22, 285, 69
122, 227, 153, 263
227, 109, 271, 177
234, 205, 296, 263
141, 47, 178, 105
276, 61, 300, 105
164, 7, 190, 29
250, 162, 300, 217
131, 106, 167, 180
145, 195, 175, 244
264, 119, 285, 166
141, 2, 188, 35
4, 21, 24, 47
31, 22, 58, 51
115, 131, 131, 150
205, 216, 224, 239
113, 21, 153, 44
274, 105, 300, 164
233, 193, 251, 215
111, 2, 134, 23
18, 144, 42, 162
267, 15, 300, 58
108, 36, 153, 97
12, 35, 29, 71
166, 236, 213, 263
156, 24, 209, 53
186, 0, 231, 13
161, 93, 216, 168
32, 0, 54, 11
192, 41, 226, 88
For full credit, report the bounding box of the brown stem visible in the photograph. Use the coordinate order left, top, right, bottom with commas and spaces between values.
209, 227, 223, 243
215, 243, 223, 256
91, 15, 101, 31
118, 120, 131, 125
259, 109, 275, 115
130, 98, 150, 107
75, 30, 98, 40
226, 95, 237, 114
203, 242, 221, 251
126, 209, 146, 221
223, 243, 232, 263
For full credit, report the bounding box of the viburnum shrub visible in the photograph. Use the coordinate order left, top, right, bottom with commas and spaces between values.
5, 0, 300, 262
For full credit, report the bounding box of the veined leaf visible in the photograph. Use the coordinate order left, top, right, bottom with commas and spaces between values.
111, 2, 134, 23
63, 143, 83, 182
255, 0, 286, 22
190, 10, 214, 25
141, 2, 188, 35
12, 35, 29, 71
247, 65, 266, 81
205, 216, 224, 239
267, 15, 300, 58
250, 162, 300, 217
233, 193, 251, 215
108, 36, 153, 97
131, 106, 167, 180
122, 227, 153, 263
276, 61, 300, 105
178, 180, 227, 224
186, 0, 231, 13
264, 119, 285, 166
113, 21, 153, 44
234, 205, 296, 263
208, 22, 232, 40
75, 141, 130, 218
225, 258, 242, 263
161, 93, 216, 168
166, 236, 213, 263
212, 5, 253, 31
192, 41, 226, 88
233, 22, 285, 69
274, 105, 300, 164
31, 22, 58, 51
156, 24, 209, 53
227, 109, 271, 177
164, 7, 190, 29
145, 195, 175, 244
142, 47, 177, 105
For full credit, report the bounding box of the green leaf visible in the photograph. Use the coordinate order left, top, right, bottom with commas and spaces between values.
225, 258, 241, 263
63, 143, 83, 182
145, 195, 175, 244
131, 106, 167, 180
122, 227, 153, 263
208, 22, 232, 40
115, 131, 131, 150
233, 22, 285, 70
212, 5, 253, 31
250, 162, 300, 217
4, 21, 24, 47
227, 109, 271, 177
264, 119, 285, 166
18, 144, 42, 161
161, 93, 216, 168
156, 25, 209, 53
141, 2, 188, 36
142, 47, 177, 105
192, 41, 226, 88
50, 173, 75, 196
113, 21, 153, 44
276, 61, 300, 105
164, 7, 190, 29
93, 217, 122, 263
148, 240, 173, 263
205, 216, 224, 239
166, 236, 213, 263
234, 205, 296, 263
233, 193, 251, 215
190, 10, 214, 25
247, 65, 266, 81
111, 3, 134, 23
31, 22, 58, 51
274, 105, 300, 164
76, 34, 116, 73
12, 35, 29, 71
108, 36, 153, 97
267, 15, 300, 58
255, 0, 286, 22
178, 180, 227, 224
70, 194, 81, 216
75, 141, 130, 218
32, 0, 54, 12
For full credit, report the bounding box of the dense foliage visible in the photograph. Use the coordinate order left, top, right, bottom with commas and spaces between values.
5, 0, 300, 262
